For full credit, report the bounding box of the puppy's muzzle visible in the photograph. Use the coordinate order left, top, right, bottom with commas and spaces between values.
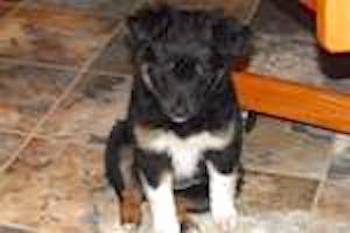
167, 96, 196, 123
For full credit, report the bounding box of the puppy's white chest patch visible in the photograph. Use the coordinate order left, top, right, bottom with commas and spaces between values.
136, 125, 234, 179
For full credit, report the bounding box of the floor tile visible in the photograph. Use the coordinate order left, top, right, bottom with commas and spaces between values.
0, 140, 96, 232
314, 181, 350, 224
0, 138, 63, 228
61, 145, 120, 233
17, 137, 64, 169
154, 0, 260, 22
187, 211, 310, 233
251, 0, 313, 38
80, 146, 106, 191
37, 144, 95, 233
242, 117, 332, 179
2, 0, 24, 3
25, 0, 147, 17
0, 7, 121, 67
0, 2, 15, 17
0, 225, 34, 233
248, 35, 326, 87
237, 212, 310, 233
91, 29, 135, 76
0, 63, 75, 133
327, 144, 350, 182
0, 132, 24, 166
249, 0, 327, 88
92, 187, 121, 233
238, 171, 319, 216
308, 220, 350, 233
39, 74, 132, 144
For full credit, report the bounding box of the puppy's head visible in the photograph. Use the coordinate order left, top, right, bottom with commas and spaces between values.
127, 6, 250, 123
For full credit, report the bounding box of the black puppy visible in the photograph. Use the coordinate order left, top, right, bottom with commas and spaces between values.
105, 6, 250, 233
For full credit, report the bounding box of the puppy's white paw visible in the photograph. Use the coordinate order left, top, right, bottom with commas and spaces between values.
182, 220, 200, 233
112, 223, 137, 233
213, 208, 238, 233
154, 222, 180, 233
185, 227, 201, 233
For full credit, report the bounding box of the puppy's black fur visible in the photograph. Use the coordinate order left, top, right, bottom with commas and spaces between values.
105, 5, 251, 225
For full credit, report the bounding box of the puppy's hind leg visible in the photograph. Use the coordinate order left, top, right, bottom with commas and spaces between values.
105, 121, 142, 225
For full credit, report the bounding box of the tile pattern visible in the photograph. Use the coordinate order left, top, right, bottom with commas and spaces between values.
0, 140, 95, 232
308, 220, 350, 233
327, 145, 350, 182
0, 63, 75, 133
26, 0, 148, 17
238, 171, 319, 215
314, 181, 350, 224
0, 2, 15, 17
236, 211, 310, 233
152, 0, 260, 23
0, 7, 120, 67
242, 117, 333, 179
0, 0, 348, 232
0, 225, 34, 233
0, 138, 64, 228
92, 29, 135, 76
249, 0, 328, 88
39, 74, 132, 144
0, 133, 24, 165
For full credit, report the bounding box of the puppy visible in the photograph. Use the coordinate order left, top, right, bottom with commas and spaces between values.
105, 6, 251, 233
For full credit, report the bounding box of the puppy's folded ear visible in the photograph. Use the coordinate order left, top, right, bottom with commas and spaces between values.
126, 12, 152, 60
126, 5, 171, 60
126, 13, 151, 46
213, 19, 251, 64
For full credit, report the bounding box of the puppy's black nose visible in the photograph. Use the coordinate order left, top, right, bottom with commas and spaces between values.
173, 98, 188, 115
170, 97, 193, 122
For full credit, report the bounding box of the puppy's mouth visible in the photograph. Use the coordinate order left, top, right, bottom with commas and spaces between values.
163, 104, 197, 123
170, 116, 189, 123
166, 110, 197, 123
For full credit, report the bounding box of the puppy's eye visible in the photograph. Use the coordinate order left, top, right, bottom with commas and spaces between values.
195, 64, 205, 75
168, 62, 175, 70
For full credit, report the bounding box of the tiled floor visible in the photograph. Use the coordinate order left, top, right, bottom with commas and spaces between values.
0, 0, 349, 232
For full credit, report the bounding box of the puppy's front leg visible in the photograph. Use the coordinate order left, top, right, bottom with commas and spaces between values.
206, 157, 239, 232
139, 152, 180, 233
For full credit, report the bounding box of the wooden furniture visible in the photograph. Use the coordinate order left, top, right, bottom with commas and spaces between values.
300, 0, 350, 52
233, 72, 350, 134
231, 1, 350, 134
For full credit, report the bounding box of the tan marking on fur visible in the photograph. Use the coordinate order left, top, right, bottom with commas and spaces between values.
120, 188, 142, 225
119, 146, 135, 186
175, 197, 189, 224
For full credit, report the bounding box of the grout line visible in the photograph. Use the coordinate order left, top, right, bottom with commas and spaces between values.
0, 224, 37, 233
0, 57, 79, 72
305, 149, 334, 232
24, 132, 107, 149
0, 57, 135, 79
20, 1, 127, 20
243, 165, 321, 182
310, 152, 334, 210
0, 128, 29, 137
305, 180, 327, 232
0, 22, 125, 173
